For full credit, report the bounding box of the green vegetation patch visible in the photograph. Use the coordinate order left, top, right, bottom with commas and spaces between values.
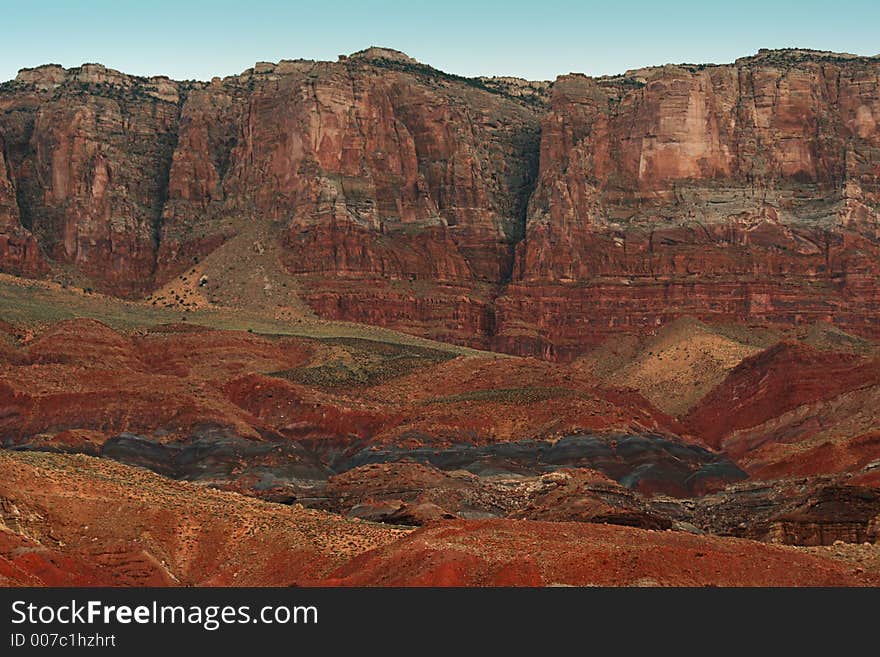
0, 277, 489, 358
427, 386, 584, 405
355, 57, 546, 108
270, 337, 456, 388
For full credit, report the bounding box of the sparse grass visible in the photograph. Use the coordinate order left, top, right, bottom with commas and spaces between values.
0, 275, 490, 357
271, 337, 456, 388
350, 55, 550, 109
428, 386, 584, 405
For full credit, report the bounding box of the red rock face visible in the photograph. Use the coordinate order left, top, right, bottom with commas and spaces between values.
684, 342, 880, 448
0, 138, 45, 276
0, 65, 180, 295
497, 51, 880, 357
1, 49, 878, 355
157, 54, 540, 309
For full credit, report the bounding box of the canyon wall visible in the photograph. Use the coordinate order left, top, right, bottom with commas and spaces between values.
1, 48, 878, 357
497, 49, 880, 357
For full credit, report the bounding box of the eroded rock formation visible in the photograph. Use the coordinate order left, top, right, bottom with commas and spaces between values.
1, 48, 878, 357
497, 50, 880, 357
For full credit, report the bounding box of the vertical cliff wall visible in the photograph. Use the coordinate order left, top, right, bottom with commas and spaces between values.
0, 49, 878, 357
496, 50, 880, 358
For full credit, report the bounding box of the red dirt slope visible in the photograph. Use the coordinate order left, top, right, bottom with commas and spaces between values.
316, 519, 879, 587
685, 342, 880, 449
0, 450, 405, 586
683, 342, 880, 479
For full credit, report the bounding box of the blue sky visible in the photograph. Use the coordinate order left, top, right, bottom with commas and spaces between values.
2, 0, 878, 83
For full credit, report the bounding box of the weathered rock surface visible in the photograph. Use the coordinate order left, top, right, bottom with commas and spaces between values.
683, 341, 880, 478
0, 65, 180, 295
0, 140, 45, 277
0, 53, 540, 316
1, 49, 877, 356
679, 477, 880, 546
495, 51, 880, 357
315, 463, 674, 529
508, 468, 673, 529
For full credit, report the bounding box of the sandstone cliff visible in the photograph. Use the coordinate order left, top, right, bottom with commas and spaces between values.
1, 49, 878, 358
0, 135, 45, 277
497, 49, 880, 357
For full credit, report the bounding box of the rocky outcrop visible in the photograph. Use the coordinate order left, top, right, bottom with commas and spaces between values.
766, 485, 880, 546
509, 468, 673, 529
1, 54, 540, 310
316, 463, 676, 529
0, 65, 181, 295
317, 462, 487, 524
679, 478, 880, 546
